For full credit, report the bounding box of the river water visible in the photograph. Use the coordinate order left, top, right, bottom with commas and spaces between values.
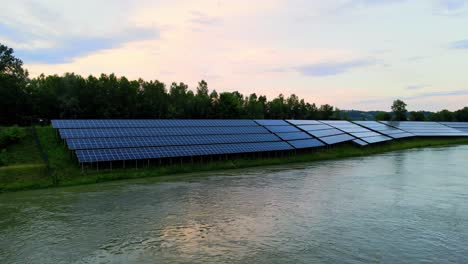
1, 146, 468, 263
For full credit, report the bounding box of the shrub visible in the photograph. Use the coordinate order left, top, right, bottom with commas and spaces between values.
0, 126, 26, 148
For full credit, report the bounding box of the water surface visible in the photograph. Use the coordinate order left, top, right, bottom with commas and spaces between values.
1, 146, 468, 263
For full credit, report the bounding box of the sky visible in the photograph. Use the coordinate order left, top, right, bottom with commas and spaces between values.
1, 0, 468, 111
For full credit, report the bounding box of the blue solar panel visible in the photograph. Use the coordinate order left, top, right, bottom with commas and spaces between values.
350, 131, 381, 138
389, 132, 413, 139
67, 134, 281, 150
319, 120, 350, 125
412, 132, 468, 136
307, 129, 343, 137
353, 121, 413, 138
286, 120, 322, 125
287, 139, 325, 149
75, 142, 294, 162
455, 128, 468, 133
275, 132, 312, 140
440, 122, 468, 128
59, 126, 270, 139
297, 124, 333, 131
255, 120, 288, 126
320, 134, 355, 145
352, 139, 368, 146
381, 121, 467, 136
361, 135, 392, 144
338, 127, 369, 133
265, 125, 301, 133
52, 119, 258, 129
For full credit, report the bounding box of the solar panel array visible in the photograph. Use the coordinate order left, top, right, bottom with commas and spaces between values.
320, 120, 392, 144
52, 119, 468, 165
257, 120, 322, 149
288, 120, 356, 145
440, 122, 468, 133
353, 121, 413, 139
52, 119, 257, 128
57, 120, 300, 163
380, 121, 468, 136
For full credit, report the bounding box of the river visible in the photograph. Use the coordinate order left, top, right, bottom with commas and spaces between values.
1, 145, 468, 263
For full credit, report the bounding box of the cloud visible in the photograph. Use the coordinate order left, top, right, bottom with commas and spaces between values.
12, 27, 158, 64
406, 84, 426, 90
190, 11, 221, 25
296, 59, 375, 77
433, 0, 468, 16
404, 89, 468, 100
0, 0, 159, 63
449, 39, 468, 49
440, 0, 466, 11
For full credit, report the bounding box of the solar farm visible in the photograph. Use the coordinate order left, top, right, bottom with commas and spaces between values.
51, 119, 468, 170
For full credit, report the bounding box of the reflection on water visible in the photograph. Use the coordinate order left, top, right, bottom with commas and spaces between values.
1, 145, 468, 263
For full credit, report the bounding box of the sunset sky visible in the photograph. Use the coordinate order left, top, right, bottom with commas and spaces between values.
1, 0, 467, 111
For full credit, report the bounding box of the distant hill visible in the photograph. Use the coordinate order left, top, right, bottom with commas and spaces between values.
341, 110, 434, 121
341, 110, 383, 120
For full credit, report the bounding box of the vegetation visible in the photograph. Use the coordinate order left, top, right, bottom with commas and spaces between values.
0, 126, 468, 193
1, 43, 344, 125
391, 99, 408, 121
1, 43, 468, 124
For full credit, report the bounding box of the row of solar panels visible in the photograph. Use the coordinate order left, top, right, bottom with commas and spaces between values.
52, 120, 468, 163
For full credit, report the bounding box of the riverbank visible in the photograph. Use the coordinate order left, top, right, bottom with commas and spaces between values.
1, 126, 468, 193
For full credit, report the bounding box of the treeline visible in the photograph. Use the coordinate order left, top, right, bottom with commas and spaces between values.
375, 108, 468, 122
0, 43, 344, 125
2, 73, 343, 125
1, 43, 467, 125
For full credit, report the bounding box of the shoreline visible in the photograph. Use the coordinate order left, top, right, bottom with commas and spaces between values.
1, 127, 468, 193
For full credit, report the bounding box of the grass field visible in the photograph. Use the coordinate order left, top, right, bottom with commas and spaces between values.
1, 126, 468, 193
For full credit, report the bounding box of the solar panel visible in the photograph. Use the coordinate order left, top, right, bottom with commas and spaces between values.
307, 129, 343, 138
319, 134, 355, 145
297, 124, 333, 131
389, 132, 413, 139
361, 135, 392, 144
352, 139, 368, 146
380, 121, 466, 136
67, 133, 282, 150
52, 119, 264, 128
440, 122, 468, 128
353, 121, 414, 138
52, 119, 258, 129
349, 131, 381, 138
275, 132, 312, 140
51, 119, 468, 165
337, 127, 369, 133
455, 128, 468, 133
59, 126, 270, 139
255, 120, 288, 126
286, 120, 322, 125
75, 141, 294, 163
264, 125, 301, 133
287, 139, 325, 149
319, 120, 350, 125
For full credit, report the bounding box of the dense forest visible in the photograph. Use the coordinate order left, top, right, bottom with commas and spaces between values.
1, 42, 467, 125
0, 43, 343, 125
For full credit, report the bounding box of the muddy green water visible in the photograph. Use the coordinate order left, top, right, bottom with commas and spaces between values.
1, 146, 468, 263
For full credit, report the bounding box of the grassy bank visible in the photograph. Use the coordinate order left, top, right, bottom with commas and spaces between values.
1, 126, 468, 193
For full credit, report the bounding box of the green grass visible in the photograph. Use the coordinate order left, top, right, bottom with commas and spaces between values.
1, 126, 468, 193
0, 127, 49, 191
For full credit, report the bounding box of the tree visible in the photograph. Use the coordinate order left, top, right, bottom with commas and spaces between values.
319, 104, 334, 120
391, 99, 407, 121
375, 111, 391, 121
193, 80, 211, 118
0, 43, 30, 124
455, 107, 468, 121
409, 111, 425, 121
